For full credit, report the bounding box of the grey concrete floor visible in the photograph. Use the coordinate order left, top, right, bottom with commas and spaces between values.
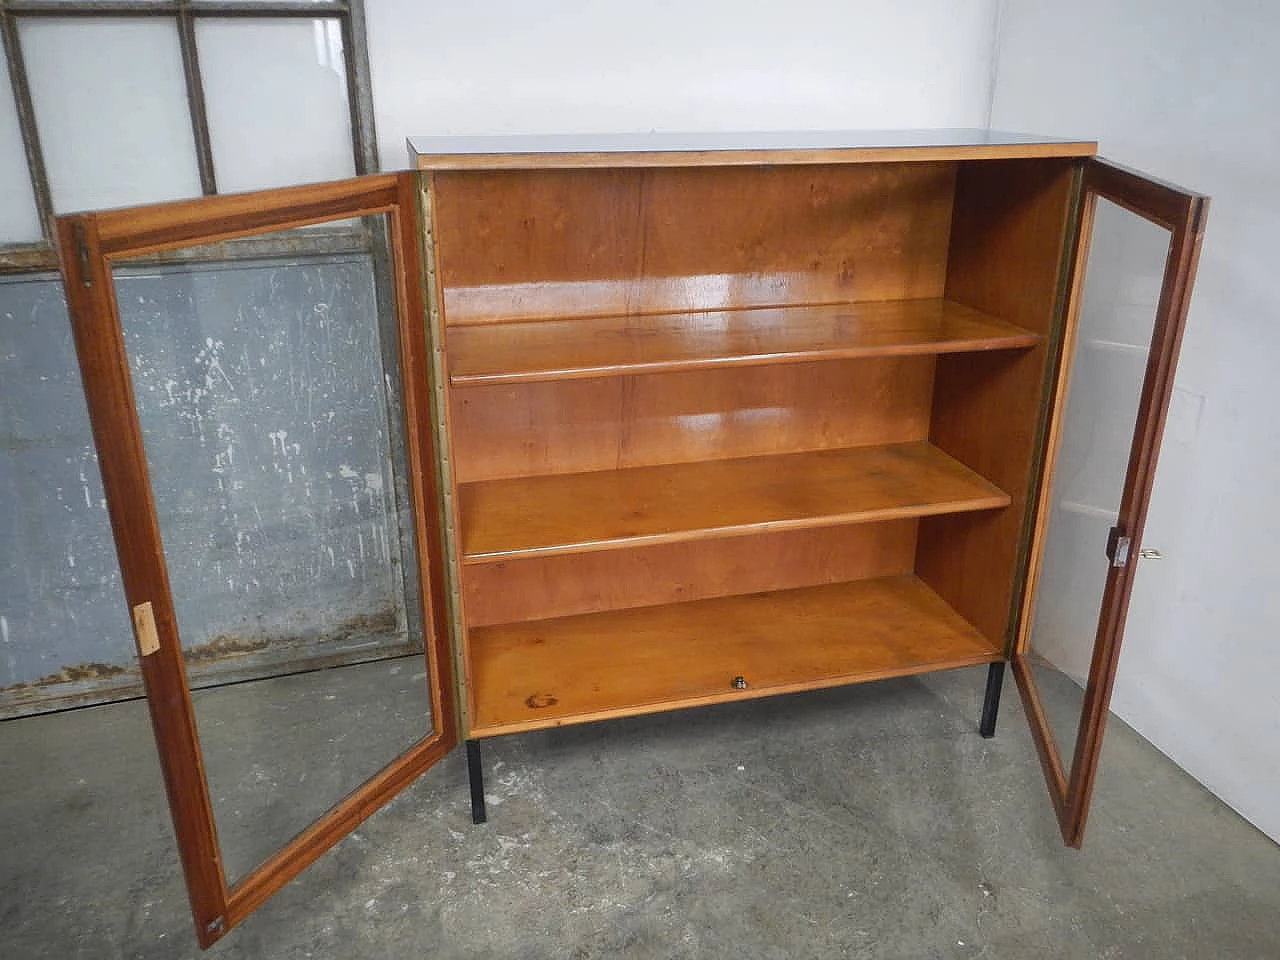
2, 663, 1278, 959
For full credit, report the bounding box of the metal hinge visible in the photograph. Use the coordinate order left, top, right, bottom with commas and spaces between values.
73, 222, 92, 287
1106, 526, 1131, 568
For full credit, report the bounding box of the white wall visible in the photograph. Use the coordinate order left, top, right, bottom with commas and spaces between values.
364, 0, 999, 170
991, 0, 1280, 842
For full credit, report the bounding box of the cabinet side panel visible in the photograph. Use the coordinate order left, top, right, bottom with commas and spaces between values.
431, 163, 956, 323
449, 357, 934, 482
420, 173, 477, 735
463, 522, 917, 627
916, 159, 1078, 648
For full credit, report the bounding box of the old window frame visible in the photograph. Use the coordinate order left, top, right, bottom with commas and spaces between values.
0, 0, 379, 273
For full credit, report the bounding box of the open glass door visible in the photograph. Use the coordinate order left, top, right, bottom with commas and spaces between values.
1014, 159, 1206, 847
54, 173, 457, 947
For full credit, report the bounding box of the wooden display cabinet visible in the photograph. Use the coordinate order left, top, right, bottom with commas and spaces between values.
56, 131, 1206, 947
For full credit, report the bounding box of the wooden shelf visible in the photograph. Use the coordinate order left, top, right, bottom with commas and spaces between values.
468, 575, 1002, 735
458, 441, 1011, 563
447, 299, 1039, 386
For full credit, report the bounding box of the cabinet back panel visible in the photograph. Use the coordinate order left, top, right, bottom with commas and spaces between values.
431, 163, 957, 324
462, 522, 916, 627
449, 356, 934, 483
917, 158, 1079, 647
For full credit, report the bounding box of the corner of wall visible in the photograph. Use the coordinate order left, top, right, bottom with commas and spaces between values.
984, 0, 1006, 129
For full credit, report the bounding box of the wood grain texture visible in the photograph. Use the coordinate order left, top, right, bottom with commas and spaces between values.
87, 174, 402, 258
467, 575, 1001, 735
420, 173, 476, 742
56, 173, 459, 948
1057, 161, 1207, 848
415, 143, 1094, 172
431, 163, 957, 323
1011, 656, 1069, 827
462, 522, 917, 627
56, 212, 229, 946
459, 442, 1010, 563
447, 299, 1039, 385
389, 171, 460, 755
411, 129, 1097, 171
449, 356, 934, 483
915, 159, 1079, 649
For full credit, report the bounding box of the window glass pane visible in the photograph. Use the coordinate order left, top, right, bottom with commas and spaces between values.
0, 275, 134, 706
0, 47, 42, 242
21, 18, 201, 213
197, 18, 355, 193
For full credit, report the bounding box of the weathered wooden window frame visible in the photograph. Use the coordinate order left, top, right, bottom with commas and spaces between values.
0, 0, 378, 274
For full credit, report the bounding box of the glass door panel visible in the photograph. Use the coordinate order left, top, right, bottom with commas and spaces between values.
57, 174, 456, 947
112, 219, 425, 885
1015, 159, 1206, 847
1025, 196, 1169, 771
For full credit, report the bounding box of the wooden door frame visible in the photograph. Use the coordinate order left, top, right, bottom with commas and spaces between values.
55, 172, 457, 947
1013, 158, 1207, 847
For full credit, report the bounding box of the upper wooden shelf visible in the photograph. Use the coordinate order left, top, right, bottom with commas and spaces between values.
447, 299, 1040, 386
458, 441, 1010, 564
410, 128, 1097, 170
467, 574, 1001, 736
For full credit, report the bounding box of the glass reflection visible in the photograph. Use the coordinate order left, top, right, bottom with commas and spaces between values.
1027, 197, 1171, 770
113, 217, 431, 884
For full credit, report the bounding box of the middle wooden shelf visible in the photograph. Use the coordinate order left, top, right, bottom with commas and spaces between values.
458, 441, 1011, 563
447, 298, 1040, 385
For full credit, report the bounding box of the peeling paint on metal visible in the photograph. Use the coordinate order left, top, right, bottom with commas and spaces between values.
0, 254, 419, 712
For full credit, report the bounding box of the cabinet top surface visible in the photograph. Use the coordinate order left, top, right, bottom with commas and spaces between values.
409, 128, 1096, 169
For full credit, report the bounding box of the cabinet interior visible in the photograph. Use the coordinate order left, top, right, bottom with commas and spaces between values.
427, 157, 1078, 737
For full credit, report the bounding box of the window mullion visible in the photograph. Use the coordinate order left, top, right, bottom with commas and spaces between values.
175, 0, 216, 195
1, 5, 53, 241
342, 1, 377, 175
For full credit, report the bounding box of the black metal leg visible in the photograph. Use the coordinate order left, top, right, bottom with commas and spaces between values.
979, 661, 1006, 739
466, 739, 487, 824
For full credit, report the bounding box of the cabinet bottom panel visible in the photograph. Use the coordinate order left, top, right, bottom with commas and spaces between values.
467, 574, 1001, 736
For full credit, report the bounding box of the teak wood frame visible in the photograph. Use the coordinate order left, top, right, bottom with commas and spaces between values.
1012, 161, 1207, 847
419, 151, 1086, 752
55, 173, 458, 949
55, 134, 1206, 948
416, 144, 1203, 842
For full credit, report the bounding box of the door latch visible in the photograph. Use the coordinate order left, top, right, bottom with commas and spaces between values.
1106, 526, 1131, 568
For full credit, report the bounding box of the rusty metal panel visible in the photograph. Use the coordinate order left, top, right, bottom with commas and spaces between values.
0, 252, 418, 718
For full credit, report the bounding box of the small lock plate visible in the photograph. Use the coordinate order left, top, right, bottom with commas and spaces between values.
132, 601, 160, 657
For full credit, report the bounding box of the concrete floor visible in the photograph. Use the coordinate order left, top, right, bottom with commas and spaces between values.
2, 664, 1278, 959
